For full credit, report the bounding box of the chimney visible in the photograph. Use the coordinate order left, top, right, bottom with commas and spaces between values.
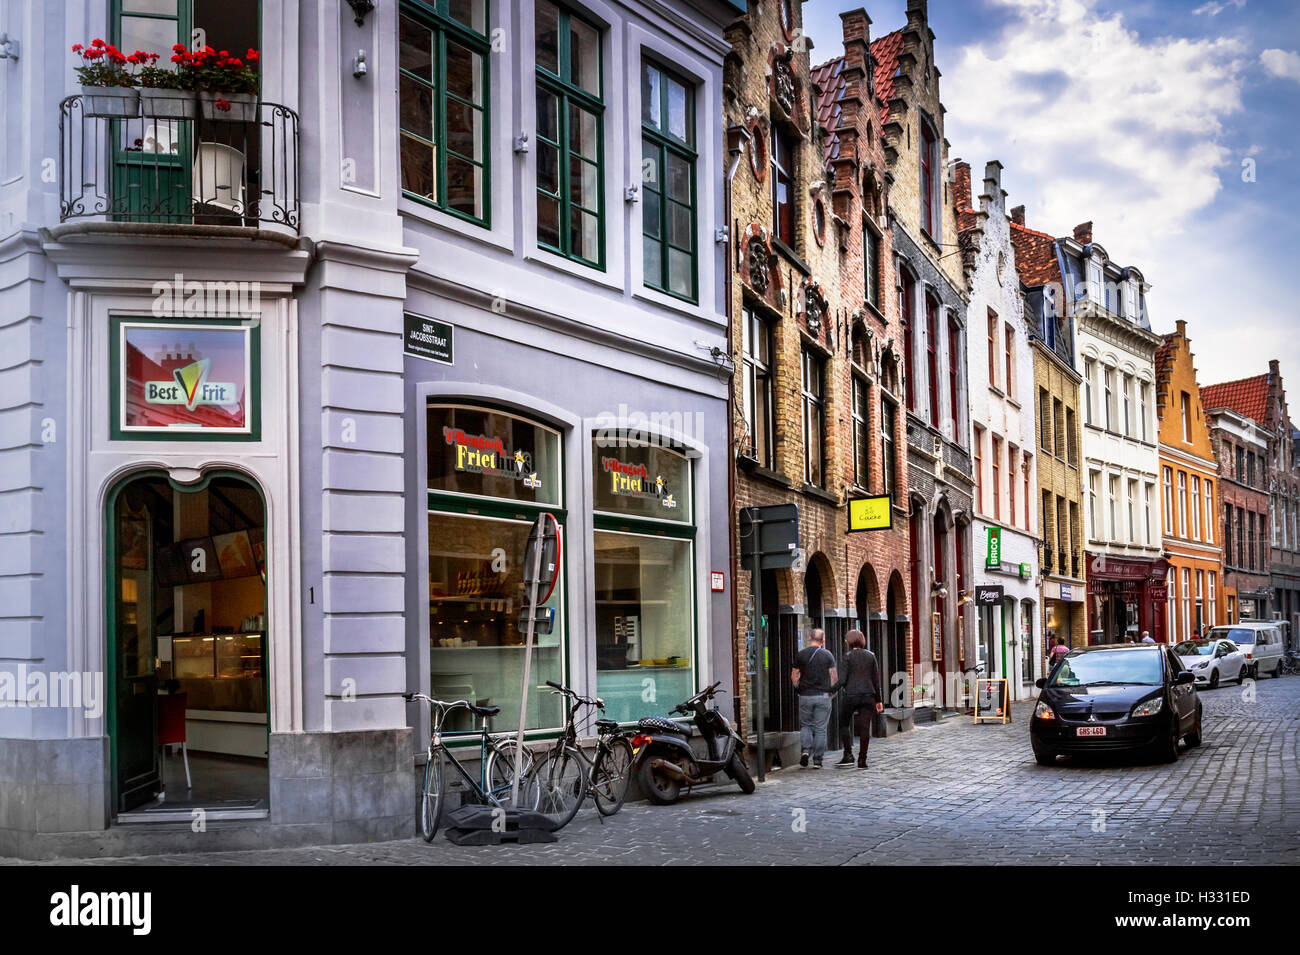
1073, 221, 1093, 244
1176, 319, 1186, 338
1010, 205, 1025, 225
953, 161, 971, 213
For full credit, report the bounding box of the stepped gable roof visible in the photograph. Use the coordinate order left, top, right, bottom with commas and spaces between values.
1200, 374, 1271, 423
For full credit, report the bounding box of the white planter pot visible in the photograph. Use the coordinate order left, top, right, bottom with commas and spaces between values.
80, 85, 139, 118
198, 91, 258, 122
139, 88, 198, 120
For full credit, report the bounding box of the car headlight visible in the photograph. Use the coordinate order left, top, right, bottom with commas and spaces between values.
1033, 701, 1055, 720
1131, 696, 1165, 718
1193, 660, 1208, 669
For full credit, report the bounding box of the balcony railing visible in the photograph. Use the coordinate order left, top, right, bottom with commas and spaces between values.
59, 95, 299, 233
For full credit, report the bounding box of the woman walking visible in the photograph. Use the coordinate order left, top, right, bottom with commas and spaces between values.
834, 630, 884, 769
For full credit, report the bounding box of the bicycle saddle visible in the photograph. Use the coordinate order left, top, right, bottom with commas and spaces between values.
468, 703, 500, 717
594, 718, 620, 732
637, 715, 690, 736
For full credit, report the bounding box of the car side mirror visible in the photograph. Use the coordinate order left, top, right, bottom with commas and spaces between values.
1175, 671, 1195, 685
1035, 678, 1047, 689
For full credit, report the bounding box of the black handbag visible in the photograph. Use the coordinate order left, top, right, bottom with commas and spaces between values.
872, 708, 888, 739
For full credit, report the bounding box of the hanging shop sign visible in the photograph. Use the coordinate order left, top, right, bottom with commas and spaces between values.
847, 495, 892, 532
1020, 562, 1032, 580
931, 612, 943, 662
403, 313, 454, 365
112, 318, 258, 440
986, 526, 1002, 568
975, 585, 1004, 606
443, 428, 542, 489
599, 456, 676, 509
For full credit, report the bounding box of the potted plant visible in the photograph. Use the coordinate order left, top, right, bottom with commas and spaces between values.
180, 45, 260, 122
138, 50, 197, 119
72, 39, 139, 117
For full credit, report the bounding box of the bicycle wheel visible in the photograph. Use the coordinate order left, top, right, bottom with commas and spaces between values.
420, 748, 446, 842
526, 746, 587, 830
486, 739, 537, 809
590, 736, 634, 816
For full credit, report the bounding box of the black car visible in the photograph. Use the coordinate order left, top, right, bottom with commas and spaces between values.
1030, 643, 1202, 765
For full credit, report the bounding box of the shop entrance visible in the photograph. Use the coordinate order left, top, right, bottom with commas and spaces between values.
107, 472, 269, 818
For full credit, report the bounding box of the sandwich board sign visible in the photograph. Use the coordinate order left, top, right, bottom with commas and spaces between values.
974, 678, 1010, 724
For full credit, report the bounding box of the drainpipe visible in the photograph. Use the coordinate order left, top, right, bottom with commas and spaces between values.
724, 123, 750, 734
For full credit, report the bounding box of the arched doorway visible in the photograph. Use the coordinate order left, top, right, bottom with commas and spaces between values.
106, 470, 269, 817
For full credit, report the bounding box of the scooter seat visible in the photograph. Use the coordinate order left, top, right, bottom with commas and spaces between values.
637, 715, 691, 736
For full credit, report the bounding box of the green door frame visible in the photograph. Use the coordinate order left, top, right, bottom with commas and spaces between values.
105, 467, 270, 815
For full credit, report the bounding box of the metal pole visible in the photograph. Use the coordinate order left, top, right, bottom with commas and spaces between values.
750, 509, 766, 783
511, 515, 547, 807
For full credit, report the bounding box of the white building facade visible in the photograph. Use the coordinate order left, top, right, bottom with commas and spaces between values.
958, 162, 1040, 700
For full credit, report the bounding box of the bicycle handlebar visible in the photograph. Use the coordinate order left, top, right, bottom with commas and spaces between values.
544, 680, 603, 709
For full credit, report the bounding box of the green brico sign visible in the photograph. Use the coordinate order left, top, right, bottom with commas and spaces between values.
986, 526, 1002, 568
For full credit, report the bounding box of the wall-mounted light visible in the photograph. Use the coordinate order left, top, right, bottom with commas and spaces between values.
0, 32, 19, 61
346, 0, 376, 28
352, 50, 367, 78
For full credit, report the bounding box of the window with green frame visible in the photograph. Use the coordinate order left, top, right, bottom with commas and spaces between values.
591, 435, 696, 722
640, 60, 696, 301
535, 0, 604, 268
399, 0, 490, 226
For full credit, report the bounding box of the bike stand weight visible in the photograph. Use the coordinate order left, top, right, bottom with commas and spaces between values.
442, 805, 560, 846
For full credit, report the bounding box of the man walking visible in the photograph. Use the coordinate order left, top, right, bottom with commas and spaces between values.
792, 628, 836, 769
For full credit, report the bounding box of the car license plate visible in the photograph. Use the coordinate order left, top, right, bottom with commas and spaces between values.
1076, 726, 1106, 737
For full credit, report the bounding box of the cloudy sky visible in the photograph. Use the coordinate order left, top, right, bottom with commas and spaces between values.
801, 0, 1299, 389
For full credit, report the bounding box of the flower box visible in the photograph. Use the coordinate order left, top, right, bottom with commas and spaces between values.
80, 85, 139, 118
139, 87, 198, 120
198, 91, 257, 122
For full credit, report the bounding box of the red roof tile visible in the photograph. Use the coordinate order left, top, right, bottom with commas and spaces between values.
811, 56, 845, 170
870, 29, 904, 123
1009, 220, 1061, 288
1200, 374, 1271, 423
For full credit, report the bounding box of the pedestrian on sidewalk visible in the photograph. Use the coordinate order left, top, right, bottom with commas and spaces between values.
833, 629, 883, 769
792, 628, 836, 769
1141, 630, 1156, 644
1048, 635, 1070, 670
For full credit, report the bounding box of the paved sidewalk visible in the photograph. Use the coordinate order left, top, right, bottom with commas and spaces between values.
11, 676, 1300, 865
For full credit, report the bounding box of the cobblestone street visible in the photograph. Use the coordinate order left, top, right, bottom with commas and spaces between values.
17, 674, 1295, 866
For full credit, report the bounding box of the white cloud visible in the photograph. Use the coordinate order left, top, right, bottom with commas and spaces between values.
1192, 0, 1245, 15
940, 0, 1270, 383
1260, 48, 1300, 82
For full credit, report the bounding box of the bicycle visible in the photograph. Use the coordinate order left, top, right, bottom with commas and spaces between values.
403, 692, 535, 842
524, 680, 635, 827
1281, 650, 1300, 676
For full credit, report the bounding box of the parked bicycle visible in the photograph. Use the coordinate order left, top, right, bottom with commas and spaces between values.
524, 681, 635, 827
403, 692, 534, 842
1281, 650, 1300, 676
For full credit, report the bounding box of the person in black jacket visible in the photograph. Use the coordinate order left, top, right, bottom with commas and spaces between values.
833, 629, 884, 769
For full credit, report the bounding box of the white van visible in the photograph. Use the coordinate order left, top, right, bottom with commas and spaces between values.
1206, 622, 1285, 679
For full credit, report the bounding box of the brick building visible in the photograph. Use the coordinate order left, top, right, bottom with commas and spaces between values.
872, 0, 974, 715
1201, 375, 1277, 624
956, 162, 1041, 699
1155, 321, 1225, 641
725, 2, 911, 757
1010, 206, 1088, 655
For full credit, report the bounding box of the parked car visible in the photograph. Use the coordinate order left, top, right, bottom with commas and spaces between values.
1207, 622, 1285, 679
1030, 643, 1201, 765
1171, 637, 1247, 688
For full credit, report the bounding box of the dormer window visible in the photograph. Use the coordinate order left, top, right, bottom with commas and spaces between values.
1124, 279, 1138, 320
1087, 258, 1103, 303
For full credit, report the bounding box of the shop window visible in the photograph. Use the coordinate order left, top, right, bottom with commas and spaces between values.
427, 403, 566, 732
592, 435, 695, 721
536, 0, 604, 267
399, 0, 490, 225
641, 59, 696, 301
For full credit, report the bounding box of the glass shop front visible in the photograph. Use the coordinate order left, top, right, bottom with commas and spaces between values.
425, 402, 698, 734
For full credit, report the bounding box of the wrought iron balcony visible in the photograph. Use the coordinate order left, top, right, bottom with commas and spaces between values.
59, 95, 299, 233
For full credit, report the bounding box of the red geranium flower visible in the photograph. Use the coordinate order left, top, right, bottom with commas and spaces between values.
71, 43, 83, 52
91, 38, 105, 48
215, 98, 231, 112
173, 43, 186, 53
